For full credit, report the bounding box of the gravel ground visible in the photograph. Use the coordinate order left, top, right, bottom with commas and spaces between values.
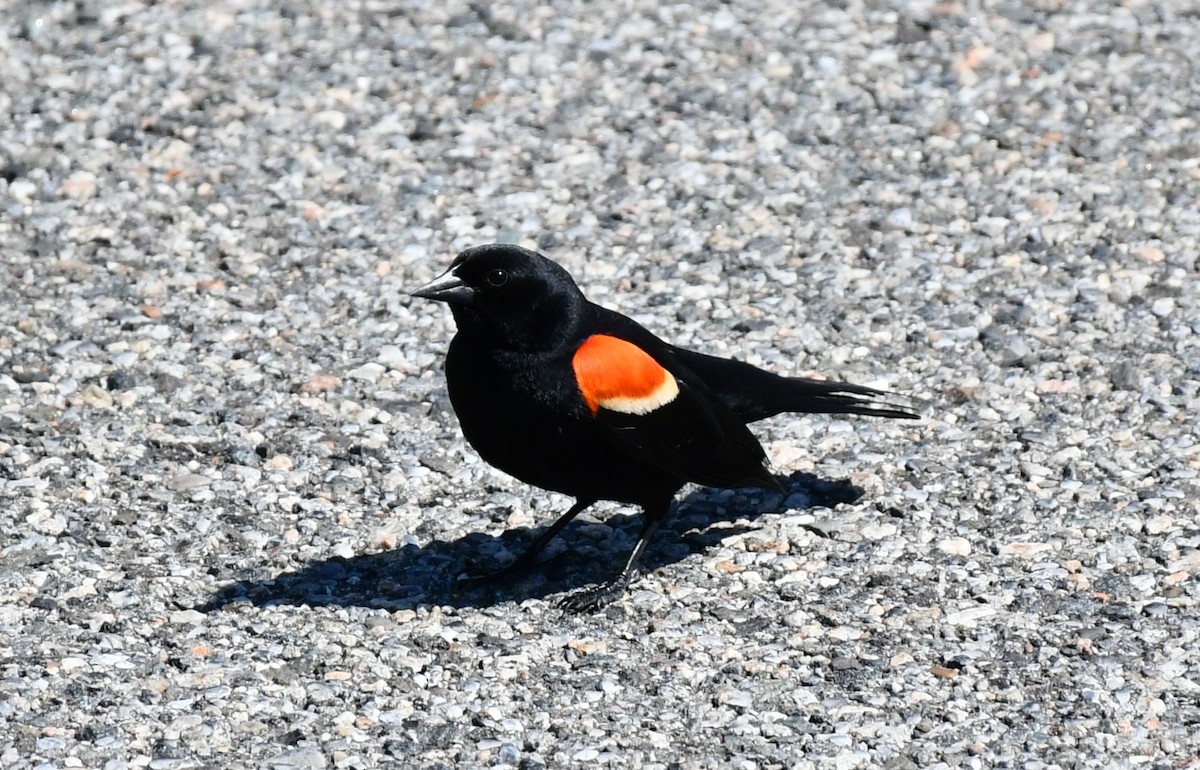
2, 0, 1198, 768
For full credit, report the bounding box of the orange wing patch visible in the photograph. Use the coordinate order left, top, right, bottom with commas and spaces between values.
572, 335, 680, 415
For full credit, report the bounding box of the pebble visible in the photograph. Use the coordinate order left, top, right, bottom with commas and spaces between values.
937, 537, 972, 556
1, 2, 1196, 769
301, 374, 342, 393
1145, 515, 1174, 535
168, 473, 212, 492
347, 363, 386, 383
999, 542, 1055, 559
81, 384, 114, 408
266, 748, 327, 769
170, 609, 206, 624
1151, 298, 1175, 317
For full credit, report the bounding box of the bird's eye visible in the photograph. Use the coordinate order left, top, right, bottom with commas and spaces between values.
485, 269, 509, 288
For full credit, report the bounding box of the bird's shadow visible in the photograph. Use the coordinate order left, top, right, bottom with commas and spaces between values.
195, 471, 863, 613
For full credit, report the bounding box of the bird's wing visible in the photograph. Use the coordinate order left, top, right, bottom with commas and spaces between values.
571, 332, 780, 492
671, 347, 922, 422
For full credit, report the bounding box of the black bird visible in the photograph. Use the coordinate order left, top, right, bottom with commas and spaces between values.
411, 244, 918, 610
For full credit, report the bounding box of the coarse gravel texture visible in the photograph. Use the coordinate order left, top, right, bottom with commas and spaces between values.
2, 0, 1198, 768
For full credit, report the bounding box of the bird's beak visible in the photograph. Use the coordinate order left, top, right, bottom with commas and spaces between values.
410, 269, 474, 304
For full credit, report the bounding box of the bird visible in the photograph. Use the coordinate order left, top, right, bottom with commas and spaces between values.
411, 244, 919, 611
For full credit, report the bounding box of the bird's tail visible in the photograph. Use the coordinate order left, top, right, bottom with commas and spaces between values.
763, 376, 922, 421
672, 348, 922, 423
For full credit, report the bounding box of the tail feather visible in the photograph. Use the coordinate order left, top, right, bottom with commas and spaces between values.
671, 347, 921, 423
770, 377, 922, 421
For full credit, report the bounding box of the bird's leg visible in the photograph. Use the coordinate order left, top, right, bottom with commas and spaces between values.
459, 498, 595, 587
557, 497, 672, 613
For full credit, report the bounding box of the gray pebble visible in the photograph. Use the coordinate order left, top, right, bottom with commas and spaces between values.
1, 1, 1196, 769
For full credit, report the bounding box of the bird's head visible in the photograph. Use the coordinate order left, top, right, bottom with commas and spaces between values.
411, 244, 586, 351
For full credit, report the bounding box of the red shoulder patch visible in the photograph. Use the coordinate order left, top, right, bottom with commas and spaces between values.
572, 335, 680, 415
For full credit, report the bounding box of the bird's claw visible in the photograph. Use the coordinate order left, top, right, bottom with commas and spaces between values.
555, 574, 634, 613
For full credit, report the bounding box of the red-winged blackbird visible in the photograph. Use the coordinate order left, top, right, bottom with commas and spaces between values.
412, 244, 918, 611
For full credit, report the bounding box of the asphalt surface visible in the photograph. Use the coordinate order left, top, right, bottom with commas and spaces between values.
1, 1, 1198, 768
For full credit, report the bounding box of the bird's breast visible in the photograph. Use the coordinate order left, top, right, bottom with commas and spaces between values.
443, 342, 598, 489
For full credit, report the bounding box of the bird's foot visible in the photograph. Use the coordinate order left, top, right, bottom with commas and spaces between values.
556, 573, 636, 613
